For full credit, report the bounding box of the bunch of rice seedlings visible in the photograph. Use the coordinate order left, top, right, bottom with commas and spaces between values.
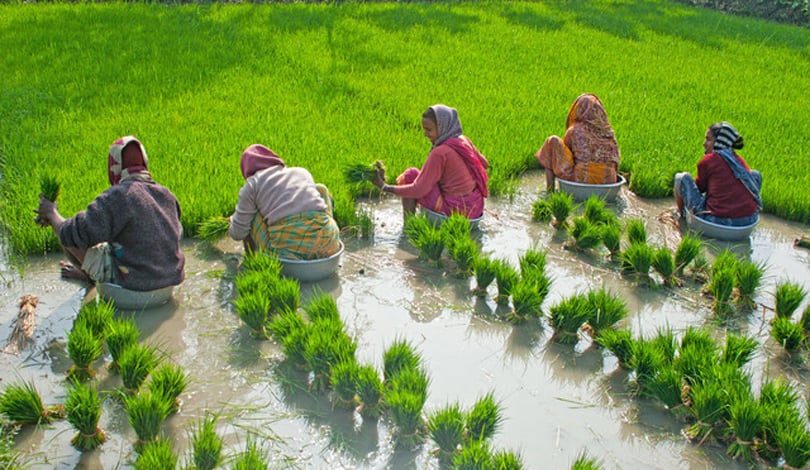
628, 339, 667, 390
330, 360, 360, 410
440, 213, 472, 247
547, 191, 573, 229
582, 195, 608, 224
134, 436, 176, 470
770, 317, 805, 352
507, 277, 547, 324
518, 248, 547, 274
721, 333, 758, 368
75, 299, 115, 340
594, 328, 634, 368
531, 198, 552, 223
189, 414, 223, 470
711, 249, 739, 276
197, 215, 230, 243
241, 250, 282, 277
570, 451, 603, 469
281, 321, 312, 367
234, 292, 271, 339
105, 317, 140, 371
452, 438, 492, 469
232, 437, 269, 470
427, 402, 465, 463
548, 293, 591, 344
269, 309, 307, 344
386, 388, 427, 447
674, 233, 702, 277
624, 218, 647, 245
493, 259, 520, 305
304, 291, 340, 323
388, 366, 430, 399
40, 174, 61, 202
713, 361, 753, 405
383, 338, 421, 383
64, 380, 106, 451
404, 213, 433, 247
707, 267, 735, 317
675, 328, 718, 385
268, 277, 300, 316
600, 223, 622, 261
774, 423, 810, 469
566, 216, 601, 252
472, 256, 497, 297
416, 228, 446, 266
643, 366, 684, 412
734, 260, 765, 309
66, 322, 104, 382
0, 381, 63, 425
235, 270, 273, 300
758, 378, 803, 461
355, 364, 384, 419
774, 281, 807, 320
304, 325, 357, 392
465, 392, 502, 443
343, 160, 384, 184
358, 207, 375, 239
492, 449, 524, 469
652, 247, 676, 286
124, 390, 171, 450
690, 253, 712, 283
649, 326, 677, 366
800, 304, 810, 336
119, 343, 160, 395
148, 364, 188, 414
585, 288, 628, 337
449, 236, 478, 278
725, 397, 764, 463
683, 379, 726, 442
620, 242, 654, 284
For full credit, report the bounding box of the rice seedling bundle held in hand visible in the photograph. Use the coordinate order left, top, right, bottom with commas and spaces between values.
65, 380, 107, 451
35, 175, 60, 224
66, 321, 104, 382
197, 215, 230, 243
0, 381, 64, 425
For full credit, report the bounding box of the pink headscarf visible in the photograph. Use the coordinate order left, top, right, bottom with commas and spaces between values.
240, 144, 286, 179
108, 136, 152, 186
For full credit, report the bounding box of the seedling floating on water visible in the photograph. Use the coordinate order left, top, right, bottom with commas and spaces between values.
66, 321, 104, 382
774, 280, 807, 320
189, 414, 223, 470
124, 390, 171, 451
105, 317, 140, 371
134, 436, 176, 470
65, 380, 107, 451
148, 363, 189, 414
472, 256, 497, 297
119, 343, 160, 395
427, 402, 465, 463
0, 380, 64, 425
197, 215, 230, 243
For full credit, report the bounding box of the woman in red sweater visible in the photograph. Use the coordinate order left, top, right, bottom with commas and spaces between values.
673, 122, 762, 226
372, 104, 489, 219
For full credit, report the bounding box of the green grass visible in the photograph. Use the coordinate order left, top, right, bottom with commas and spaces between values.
1, 1, 810, 256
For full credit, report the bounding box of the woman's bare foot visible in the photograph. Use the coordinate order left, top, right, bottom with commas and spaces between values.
60, 261, 91, 282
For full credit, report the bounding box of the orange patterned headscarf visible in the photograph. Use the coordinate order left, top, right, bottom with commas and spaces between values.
564, 93, 620, 166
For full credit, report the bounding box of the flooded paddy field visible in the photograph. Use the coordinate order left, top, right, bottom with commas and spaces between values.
2, 172, 809, 469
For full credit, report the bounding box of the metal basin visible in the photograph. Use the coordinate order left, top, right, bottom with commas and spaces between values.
279, 242, 344, 282
97, 283, 174, 310
686, 211, 759, 241
421, 208, 483, 230
558, 174, 626, 202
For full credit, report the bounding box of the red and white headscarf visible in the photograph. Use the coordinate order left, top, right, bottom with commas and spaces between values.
108, 136, 152, 185
240, 144, 286, 179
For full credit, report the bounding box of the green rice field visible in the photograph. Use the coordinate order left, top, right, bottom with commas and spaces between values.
1, 0, 809, 256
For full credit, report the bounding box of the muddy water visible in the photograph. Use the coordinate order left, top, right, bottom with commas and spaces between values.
2, 171, 809, 469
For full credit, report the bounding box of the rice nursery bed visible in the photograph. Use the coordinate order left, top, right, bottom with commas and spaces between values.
2, 173, 809, 469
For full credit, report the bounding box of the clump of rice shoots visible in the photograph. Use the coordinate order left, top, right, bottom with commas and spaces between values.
75, 299, 115, 340
492, 449, 524, 469
119, 343, 160, 395
548, 293, 591, 344
725, 397, 764, 463
620, 242, 654, 284
269, 309, 306, 344
473, 256, 497, 297
197, 215, 230, 243
649, 326, 677, 366
711, 249, 738, 277
148, 364, 188, 414
383, 338, 422, 383
570, 451, 603, 469
734, 260, 765, 310
304, 325, 357, 392
707, 267, 735, 317
386, 388, 426, 448
566, 216, 601, 252
518, 248, 547, 274
234, 292, 271, 339
652, 247, 676, 286
66, 322, 104, 382
330, 360, 360, 410
304, 291, 340, 323
241, 250, 282, 277
624, 218, 647, 245
674, 233, 702, 277
388, 366, 430, 398
759, 398, 802, 461
427, 402, 465, 463
416, 227, 446, 266
774, 281, 807, 320
800, 304, 810, 337
644, 366, 684, 412
105, 317, 139, 371
268, 277, 300, 316
358, 207, 375, 239
35, 175, 61, 224
770, 317, 805, 352
452, 438, 492, 469
547, 191, 573, 229
582, 195, 608, 224
134, 436, 176, 470
64, 380, 106, 451
0, 381, 64, 425
690, 252, 711, 283
628, 339, 667, 391
584, 288, 628, 337
675, 328, 718, 385
531, 198, 552, 223
189, 414, 223, 470
343, 160, 385, 184
774, 422, 810, 469
507, 272, 550, 324
600, 223, 622, 261
404, 213, 433, 247
465, 392, 502, 443
232, 437, 269, 470
594, 328, 634, 368
281, 321, 311, 368
124, 390, 171, 451
448, 236, 478, 278
493, 259, 520, 305
722, 333, 758, 368
440, 213, 472, 249
682, 379, 725, 442
234, 270, 273, 300
355, 365, 384, 419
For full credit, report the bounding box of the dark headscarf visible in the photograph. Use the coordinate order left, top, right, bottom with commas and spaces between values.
240, 144, 286, 179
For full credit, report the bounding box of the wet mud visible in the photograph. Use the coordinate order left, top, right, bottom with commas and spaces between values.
1, 171, 809, 469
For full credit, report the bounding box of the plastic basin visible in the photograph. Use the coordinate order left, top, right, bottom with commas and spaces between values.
421, 208, 484, 230
97, 283, 174, 310
685, 212, 759, 241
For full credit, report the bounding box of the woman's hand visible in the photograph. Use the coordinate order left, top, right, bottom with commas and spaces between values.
35, 195, 65, 229
372, 167, 386, 189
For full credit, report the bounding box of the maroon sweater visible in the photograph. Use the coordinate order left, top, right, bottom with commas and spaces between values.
695, 151, 758, 219
59, 180, 185, 291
